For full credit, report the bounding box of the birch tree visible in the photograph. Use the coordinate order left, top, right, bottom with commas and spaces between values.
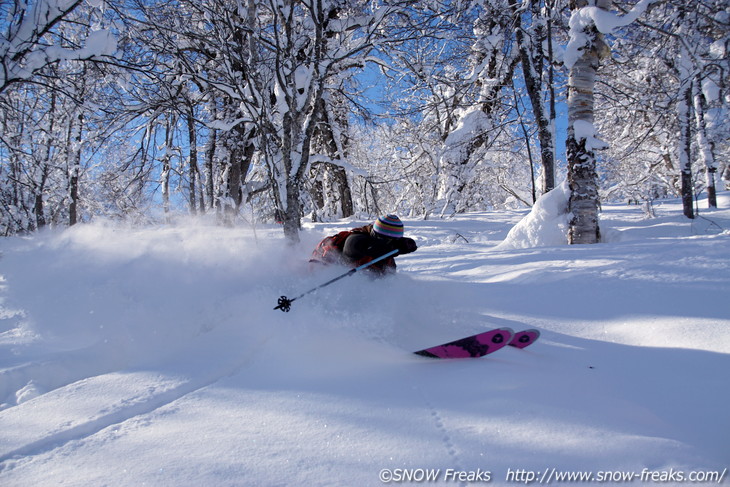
693, 78, 718, 209
676, 71, 694, 218
564, 0, 652, 244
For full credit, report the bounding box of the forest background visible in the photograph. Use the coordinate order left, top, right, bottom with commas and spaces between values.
1, 0, 728, 242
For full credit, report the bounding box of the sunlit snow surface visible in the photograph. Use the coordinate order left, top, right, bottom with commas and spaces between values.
1, 193, 728, 486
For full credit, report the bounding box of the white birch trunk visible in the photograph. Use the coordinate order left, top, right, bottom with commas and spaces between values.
565, 0, 611, 244
692, 77, 718, 208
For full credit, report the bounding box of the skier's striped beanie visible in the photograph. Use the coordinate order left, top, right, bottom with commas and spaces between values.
372, 214, 404, 239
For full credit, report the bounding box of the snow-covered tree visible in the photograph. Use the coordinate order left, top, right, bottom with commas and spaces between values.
595, 0, 728, 216
511, 0, 564, 195
0, 1, 118, 234
564, 0, 652, 244
258, 0, 404, 242
111, 0, 405, 240
1, 0, 726, 237
0, 0, 116, 93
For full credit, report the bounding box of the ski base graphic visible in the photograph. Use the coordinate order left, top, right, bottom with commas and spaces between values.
414, 328, 540, 359
414, 327, 514, 359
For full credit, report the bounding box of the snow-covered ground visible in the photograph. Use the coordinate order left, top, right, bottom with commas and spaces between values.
1, 192, 729, 486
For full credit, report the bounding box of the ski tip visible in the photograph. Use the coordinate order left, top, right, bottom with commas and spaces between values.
496, 327, 516, 338
508, 329, 541, 349
516, 328, 540, 338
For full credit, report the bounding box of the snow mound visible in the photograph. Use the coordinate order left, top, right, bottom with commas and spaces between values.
496, 180, 571, 249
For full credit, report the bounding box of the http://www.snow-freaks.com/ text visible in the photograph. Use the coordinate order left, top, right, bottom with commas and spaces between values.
377, 466, 728, 484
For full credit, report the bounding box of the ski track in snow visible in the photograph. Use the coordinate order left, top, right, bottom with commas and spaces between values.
0, 330, 271, 472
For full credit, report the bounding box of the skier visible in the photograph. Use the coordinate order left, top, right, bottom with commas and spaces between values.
310, 214, 418, 275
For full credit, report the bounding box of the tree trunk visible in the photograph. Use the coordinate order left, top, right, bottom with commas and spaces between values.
35, 90, 57, 230
333, 165, 353, 217
280, 109, 302, 242
68, 113, 83, 226
692, 78, 717, 208
204, 126, 217, 211
544, 0, 558, 193
68, 162, 79, 225
678, 83, 694, 219
514, 0, 555, 197
513, 84, 538, 203
186, 108, 198, 214
161, 120, 173, 217
34, 191, 46, 229
311, 97, 354, 218
283, 176, 302, 242
567, 134, 600, 243
220, 122, 256, 223
566, 0, 607, 244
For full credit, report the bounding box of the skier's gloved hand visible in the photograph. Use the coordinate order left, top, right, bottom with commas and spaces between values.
397, 237, 418, 254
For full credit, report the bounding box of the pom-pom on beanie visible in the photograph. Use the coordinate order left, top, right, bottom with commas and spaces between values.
372, 214, 404, 239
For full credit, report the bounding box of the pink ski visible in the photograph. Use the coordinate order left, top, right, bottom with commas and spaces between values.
414, 327, 514, 359
509, 329, 541, 349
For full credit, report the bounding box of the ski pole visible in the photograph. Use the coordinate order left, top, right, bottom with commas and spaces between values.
274, 249, 399, 312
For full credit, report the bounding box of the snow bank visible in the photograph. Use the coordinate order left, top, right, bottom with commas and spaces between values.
495, 180, 571, 249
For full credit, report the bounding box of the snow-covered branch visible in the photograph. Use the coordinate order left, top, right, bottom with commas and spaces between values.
1, 0, 116, 93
